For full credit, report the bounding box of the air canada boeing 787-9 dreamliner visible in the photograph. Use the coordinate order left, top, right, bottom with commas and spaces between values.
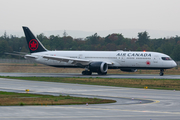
21, 26, 177, 76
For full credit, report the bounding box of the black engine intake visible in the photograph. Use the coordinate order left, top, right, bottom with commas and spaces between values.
89, 62, 108, 73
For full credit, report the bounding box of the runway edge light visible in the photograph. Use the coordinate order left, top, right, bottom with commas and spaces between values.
144, 86, 148, 89
25, 89, 29, 93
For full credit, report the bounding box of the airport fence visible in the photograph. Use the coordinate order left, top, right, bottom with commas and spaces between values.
0, 59, 179, 66
0, 59, 35, 64
177, 61, 180, 66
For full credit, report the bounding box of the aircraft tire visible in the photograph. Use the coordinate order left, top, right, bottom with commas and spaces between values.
82, 71, 86, 75
82, 71, 92, 75
98, 72, 107, 75
87, 71, 92, 75
159, 72, 164, 76
159, 69, 164, 76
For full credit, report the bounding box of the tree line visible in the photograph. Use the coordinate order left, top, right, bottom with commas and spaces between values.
1, 31, 180, 61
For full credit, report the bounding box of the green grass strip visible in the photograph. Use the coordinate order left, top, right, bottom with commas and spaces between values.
1, 76, 180, 90
0, 91, 115, 106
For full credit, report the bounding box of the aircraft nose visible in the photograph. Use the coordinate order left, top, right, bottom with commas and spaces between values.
172, 61, 177, 67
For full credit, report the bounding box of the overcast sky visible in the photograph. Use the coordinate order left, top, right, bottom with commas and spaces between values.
0, 0, 180, 38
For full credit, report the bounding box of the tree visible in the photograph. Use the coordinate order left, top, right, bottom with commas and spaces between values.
3, 31, 8, 39
86, 33, 101, 45
63, 30, 68, 37
171, 45, 180, 61
137, 31, 150, 46
37, 33, 47, 41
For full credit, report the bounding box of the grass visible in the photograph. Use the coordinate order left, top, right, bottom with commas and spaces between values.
1, 76, 180, 90
0, 91, 116, 106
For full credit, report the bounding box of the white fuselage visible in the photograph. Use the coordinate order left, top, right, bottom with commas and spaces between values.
25, 50, 177, 69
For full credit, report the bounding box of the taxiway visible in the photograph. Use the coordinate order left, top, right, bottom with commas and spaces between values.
0, 77, 180, 120
0, 72, 180, 79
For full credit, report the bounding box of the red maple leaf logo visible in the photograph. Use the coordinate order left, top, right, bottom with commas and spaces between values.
29, 39, 39, 51
31, 41, 37, 48
146, 61, 150, 65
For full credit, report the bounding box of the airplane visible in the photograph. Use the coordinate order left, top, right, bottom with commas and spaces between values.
22, 26, 177, 76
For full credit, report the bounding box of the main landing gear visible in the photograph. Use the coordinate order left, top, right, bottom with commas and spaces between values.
82, 70, 92, 75
82, 71, 107, 75
159, 69, 164, 76
97, 72, 107, 75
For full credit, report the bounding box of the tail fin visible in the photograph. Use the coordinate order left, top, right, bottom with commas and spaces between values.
22, 26, 47, 53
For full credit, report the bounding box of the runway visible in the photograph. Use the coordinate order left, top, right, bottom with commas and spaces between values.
0, 77, 180, 120
1, 72, 180, 79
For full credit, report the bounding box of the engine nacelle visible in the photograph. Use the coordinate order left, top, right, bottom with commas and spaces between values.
120, 68, 137, 72
89, 62, 108, 73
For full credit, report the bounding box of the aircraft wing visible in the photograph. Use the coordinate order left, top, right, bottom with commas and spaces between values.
43, 55, 90, 65
42, 55, 113, 66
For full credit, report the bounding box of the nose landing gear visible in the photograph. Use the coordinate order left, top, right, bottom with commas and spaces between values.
159, 69, 164, 76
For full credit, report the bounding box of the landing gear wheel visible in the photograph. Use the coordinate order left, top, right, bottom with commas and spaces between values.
82, 71, 86, 75
159, 69, 164, 76
97, 72, 101, 75
159, 72, 164, 76
97, 72, 107, 75
82, 71, 92, 75
103, 72, 107, 75
88, 71, 92, 75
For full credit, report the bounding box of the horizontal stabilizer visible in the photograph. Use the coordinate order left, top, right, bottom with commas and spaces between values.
5, 52, 25, 57
25, 54, 38, 59
13, 51, 28, 55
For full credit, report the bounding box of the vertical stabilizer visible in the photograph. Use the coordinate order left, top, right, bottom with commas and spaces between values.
22, 26, 47, 53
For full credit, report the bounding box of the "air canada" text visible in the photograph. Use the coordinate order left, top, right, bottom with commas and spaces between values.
116, 53, 151, 57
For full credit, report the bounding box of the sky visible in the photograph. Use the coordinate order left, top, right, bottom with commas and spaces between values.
0, 0, 180, 38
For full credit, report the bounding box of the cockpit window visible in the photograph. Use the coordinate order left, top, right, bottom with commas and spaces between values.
161, 57, 172, 60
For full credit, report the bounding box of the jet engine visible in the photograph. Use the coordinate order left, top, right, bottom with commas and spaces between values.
89, 62, 108, 74
120, 68, 137, 72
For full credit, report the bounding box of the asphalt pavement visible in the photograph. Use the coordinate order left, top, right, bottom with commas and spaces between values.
0, 78, 180, 120
0, 72, 180, 79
